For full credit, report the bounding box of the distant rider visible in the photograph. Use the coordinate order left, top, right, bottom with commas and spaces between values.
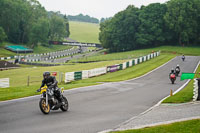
175, 64, 181, 76
175, 64, 180, 72
182, 54, 185, 61
38, 72, 64, 104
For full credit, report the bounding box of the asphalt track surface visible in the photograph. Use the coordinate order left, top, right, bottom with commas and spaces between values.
0, 56, 199, 133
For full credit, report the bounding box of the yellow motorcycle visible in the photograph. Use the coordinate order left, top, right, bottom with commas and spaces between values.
38, 86, 68, 114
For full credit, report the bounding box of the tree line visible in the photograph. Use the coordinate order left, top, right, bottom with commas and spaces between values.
99, 0, 200, 52
68, 14, 99, 24
0, 0, 70, 48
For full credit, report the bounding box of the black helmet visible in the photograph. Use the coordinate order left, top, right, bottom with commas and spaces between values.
43, 72, 50, 79
171, 68, 174, 73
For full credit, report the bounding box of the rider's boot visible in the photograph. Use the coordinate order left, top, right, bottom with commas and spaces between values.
58, 92, 65, 105
60, 96, 65, 105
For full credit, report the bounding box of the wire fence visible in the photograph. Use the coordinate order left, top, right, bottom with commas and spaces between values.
27, 72, 64, 86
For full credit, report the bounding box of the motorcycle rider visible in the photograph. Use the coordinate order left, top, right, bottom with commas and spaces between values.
176, 64, 180, 70
182, 54, 185, 61
38, 72, 64, 105
175, 64, 180, 76
169, 68, 175, 77
169, 68, 176, 84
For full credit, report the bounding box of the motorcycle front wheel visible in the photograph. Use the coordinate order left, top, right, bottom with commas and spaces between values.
39, 98, 50, 114
60, 96, 69, 112
171, 79, 175, 84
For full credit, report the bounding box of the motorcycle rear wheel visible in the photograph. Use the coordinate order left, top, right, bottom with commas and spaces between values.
60, 96, 69, 112
39, 98, 50, 114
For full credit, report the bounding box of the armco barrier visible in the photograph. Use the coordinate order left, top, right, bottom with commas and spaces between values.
65, 51, 160, 83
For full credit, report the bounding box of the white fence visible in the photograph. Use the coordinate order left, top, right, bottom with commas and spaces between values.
0, 78, 9, 88
88, 67, 107, 77
65, 72, 75, 83
64, 51, 160, 83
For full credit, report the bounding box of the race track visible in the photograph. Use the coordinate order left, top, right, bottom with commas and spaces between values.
0, 56, 199, 133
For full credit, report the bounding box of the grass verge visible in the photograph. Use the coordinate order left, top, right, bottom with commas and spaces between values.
111, 119, 200, 133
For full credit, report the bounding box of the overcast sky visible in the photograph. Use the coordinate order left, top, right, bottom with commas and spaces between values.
37, 0, 169, 19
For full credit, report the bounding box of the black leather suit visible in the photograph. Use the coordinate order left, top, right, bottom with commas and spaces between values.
40, 76, 62, 101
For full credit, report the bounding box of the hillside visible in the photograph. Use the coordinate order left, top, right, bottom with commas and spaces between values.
68, 21, 100, 43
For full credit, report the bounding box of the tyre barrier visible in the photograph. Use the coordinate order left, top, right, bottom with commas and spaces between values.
193, 78, 200, 101
0, 47, 78, 62
65, 51, 160, 83
19, 61, 62, 66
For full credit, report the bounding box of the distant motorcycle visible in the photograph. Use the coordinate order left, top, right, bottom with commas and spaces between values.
175, 67, 180, 77
38, 86, 68, 114
182, 55, 185, 61
170, 73, 176, 84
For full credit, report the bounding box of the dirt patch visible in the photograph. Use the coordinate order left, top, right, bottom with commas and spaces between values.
0, 61, 19, 68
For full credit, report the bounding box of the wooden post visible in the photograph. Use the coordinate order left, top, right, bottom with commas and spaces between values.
27, 76, 30, 86
170, 89, 173, 96
61, 72, 63, 83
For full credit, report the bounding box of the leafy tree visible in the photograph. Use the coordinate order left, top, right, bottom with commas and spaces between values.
0, 27, 7, 44
0, 0, 69, 47
99, 19, 113, 50
64, 15, 70, 37
99, 5, 140, 52
49, 14, 67, 41
68, 14, 99, 23
164, 0, 200, 46
136, 3, 168, 47
100, 17, 112, 23
29, 18, 49, 48
20, 0, 47, 44
0, 0, 23, 43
